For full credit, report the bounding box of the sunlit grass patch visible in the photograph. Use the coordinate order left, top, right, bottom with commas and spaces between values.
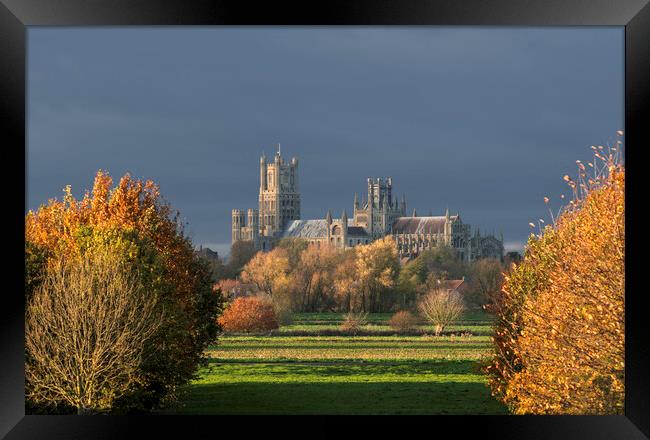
207, 334, 492, 361
165, 310, 503, 414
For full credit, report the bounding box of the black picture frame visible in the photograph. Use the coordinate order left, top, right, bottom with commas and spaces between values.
2, 1, 648, 438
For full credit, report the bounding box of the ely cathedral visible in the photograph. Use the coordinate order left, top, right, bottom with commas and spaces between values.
232, 148, 504, 262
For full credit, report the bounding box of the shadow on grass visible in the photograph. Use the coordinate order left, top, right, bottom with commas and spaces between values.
163, 380, 507, 415
203, 358, 483, 375
212, 343, 491, 350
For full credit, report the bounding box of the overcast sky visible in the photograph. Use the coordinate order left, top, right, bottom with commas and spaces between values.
27, 27, 623, 256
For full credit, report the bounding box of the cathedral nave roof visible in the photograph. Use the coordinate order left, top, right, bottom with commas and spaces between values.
392, 215, 459, 235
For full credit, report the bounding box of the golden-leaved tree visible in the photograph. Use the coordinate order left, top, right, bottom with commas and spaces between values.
240, 247, 290, 297
290, 243, 342, 312
351, 236, 400, 312
25, 171, 223, 413
487, 140, 625, 414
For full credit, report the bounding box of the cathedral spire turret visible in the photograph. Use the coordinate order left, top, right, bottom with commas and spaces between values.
342, 209, 348, 225
260, 152, 267, 192
326, 209, 332, 225
354, 192, 359, 208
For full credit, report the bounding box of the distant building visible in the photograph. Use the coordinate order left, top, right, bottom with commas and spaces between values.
436, 278, 466, 294
471, 229, 505, 261
353, 177, 406, 240
435, 278, 484, 309
195, 245, 219, 261
281, 211, 372, 249
231, 147, 504, 261
392, 210, 471, 261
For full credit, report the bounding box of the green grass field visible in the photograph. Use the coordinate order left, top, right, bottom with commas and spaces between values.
162, 311, 507, 415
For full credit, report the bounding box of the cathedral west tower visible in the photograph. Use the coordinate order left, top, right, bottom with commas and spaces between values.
258, 147, 300, 238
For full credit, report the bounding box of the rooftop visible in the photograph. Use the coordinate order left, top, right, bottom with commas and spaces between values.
282, 219, 328, 238
282, 219, 369, 239
392, 215, 459, 235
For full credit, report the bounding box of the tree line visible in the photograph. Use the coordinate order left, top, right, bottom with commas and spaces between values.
212, 235, 508, 315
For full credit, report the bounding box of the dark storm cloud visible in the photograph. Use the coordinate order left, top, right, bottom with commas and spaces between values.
27, 27, 623, 254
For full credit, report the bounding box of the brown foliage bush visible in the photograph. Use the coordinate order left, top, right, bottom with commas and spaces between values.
218, 296, 279, 333
340, 311, 369, 334
388, 311, 418, 332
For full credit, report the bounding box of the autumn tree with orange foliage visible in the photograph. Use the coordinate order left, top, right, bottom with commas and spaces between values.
25, 171, 223, 413
218, 296, 279, 333
487, 135, 625, 414
231, 236, 402, 313
333, 236, 400, 312
354, 236, 400, 312
290, 243, 343, 312
240, 247, 290, 297
332, 248, 359, 311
